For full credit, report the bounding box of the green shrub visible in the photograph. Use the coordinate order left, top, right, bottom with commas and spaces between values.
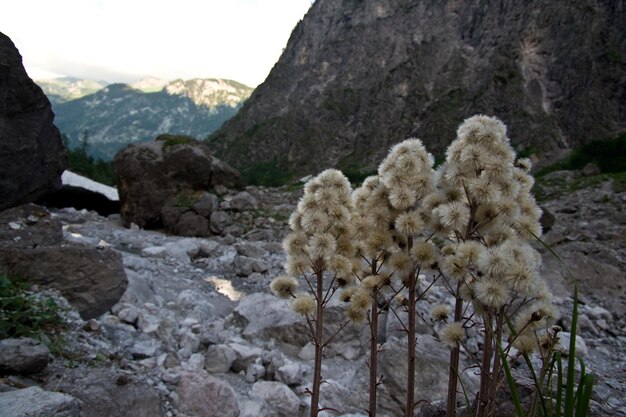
241, 159, 294, 186
156, 134, 197, 150
0, 274, 64, 339
537, 134, 626, 175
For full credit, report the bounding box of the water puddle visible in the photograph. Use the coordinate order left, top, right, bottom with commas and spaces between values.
204, 276, 244, 301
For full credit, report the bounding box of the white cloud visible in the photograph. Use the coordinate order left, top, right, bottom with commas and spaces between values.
0, 0, 312, 87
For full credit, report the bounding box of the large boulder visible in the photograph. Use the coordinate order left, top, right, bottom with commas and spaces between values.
0, 245, 128, 319
0, 338, 50, 375
0, 32, 67, 211
0, 386, 82, 417
112, 135, 244, 230
44, 367, 162, 417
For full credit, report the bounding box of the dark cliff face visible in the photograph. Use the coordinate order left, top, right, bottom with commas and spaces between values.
209, 0, 625, 177
0, 32, 67, 211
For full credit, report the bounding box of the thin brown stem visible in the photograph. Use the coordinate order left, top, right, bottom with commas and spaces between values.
368, 290, 379, 417
310, 269, 324, 417
446, 282, 464, 417
476, 314, 494, 417
405, 269, 417, 417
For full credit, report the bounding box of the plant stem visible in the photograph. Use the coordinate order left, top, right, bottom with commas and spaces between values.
446, 283, 464, 417
310, 270, 324, 417
368, 290, 379, 417
487, 311, 504, 417
405, 269, 417, 417
477, 315, 494, 417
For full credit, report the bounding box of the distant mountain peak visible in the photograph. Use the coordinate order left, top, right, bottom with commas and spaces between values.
164, 78, 252, 108
131, 77, 169, 93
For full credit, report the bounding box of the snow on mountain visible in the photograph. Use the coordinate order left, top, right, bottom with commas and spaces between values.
62, 170, 119, 201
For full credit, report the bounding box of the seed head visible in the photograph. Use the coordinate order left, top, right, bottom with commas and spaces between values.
431, 304, 450, 322
475, 278, 510, 309
292, 293, 316, 316
270, 275, 299, 299
440, 322, 464, 347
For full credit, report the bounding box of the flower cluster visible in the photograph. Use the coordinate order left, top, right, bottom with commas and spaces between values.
429, 116, 551, 317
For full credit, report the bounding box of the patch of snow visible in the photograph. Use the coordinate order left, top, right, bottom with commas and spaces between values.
62, 170, 119, 201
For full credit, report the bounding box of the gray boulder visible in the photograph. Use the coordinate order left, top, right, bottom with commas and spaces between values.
0, 386, 82, 417
377, 335, 454, 416
0, 338, 49, 375
0, 246, 128, 319
112, 136, 243, 230
0, 33, 67, 212
250, 381, 300, 417
44, 367, 163, 417
176, 371, 240, 417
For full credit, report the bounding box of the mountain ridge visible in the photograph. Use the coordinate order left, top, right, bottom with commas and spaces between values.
37, 77, 253, 161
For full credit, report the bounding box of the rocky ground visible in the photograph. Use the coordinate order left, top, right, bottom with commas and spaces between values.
0, 172, 625, 417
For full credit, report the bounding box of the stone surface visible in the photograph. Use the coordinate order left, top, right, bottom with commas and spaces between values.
0, 246, 128, 319
0, 338, 49, 375
176, 371, 240, 417
112, 137, 243, 229
0, 386, 82, 417
0, 33, 67, 212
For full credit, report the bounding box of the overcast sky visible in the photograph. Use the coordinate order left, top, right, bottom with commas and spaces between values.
0, 0, 312, 87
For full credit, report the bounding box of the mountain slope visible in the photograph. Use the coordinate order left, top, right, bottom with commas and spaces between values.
51, 79, 252, 161
208, 0, 625, 178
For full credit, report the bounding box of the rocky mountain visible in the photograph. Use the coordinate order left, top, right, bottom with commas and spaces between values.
36, 77, 108, 105
208, 0, 625, 179
49, 78, 252, 161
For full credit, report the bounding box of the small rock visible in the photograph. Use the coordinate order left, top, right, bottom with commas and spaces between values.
117, 306, 139, 324
129, 338, 161, 359
0, 338, 49, 375
205, 344, 237, 373
230, 191, 258, 211
229, 342, 263, 372
582, 162, 601, 176
245, 362, 266, 382
185, 353, 205, 372
82, 319, 101, 332
276, 361, 309, 386
8, 221, 22, 230
192, 192, 219, 218
210, 211, 231, 234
